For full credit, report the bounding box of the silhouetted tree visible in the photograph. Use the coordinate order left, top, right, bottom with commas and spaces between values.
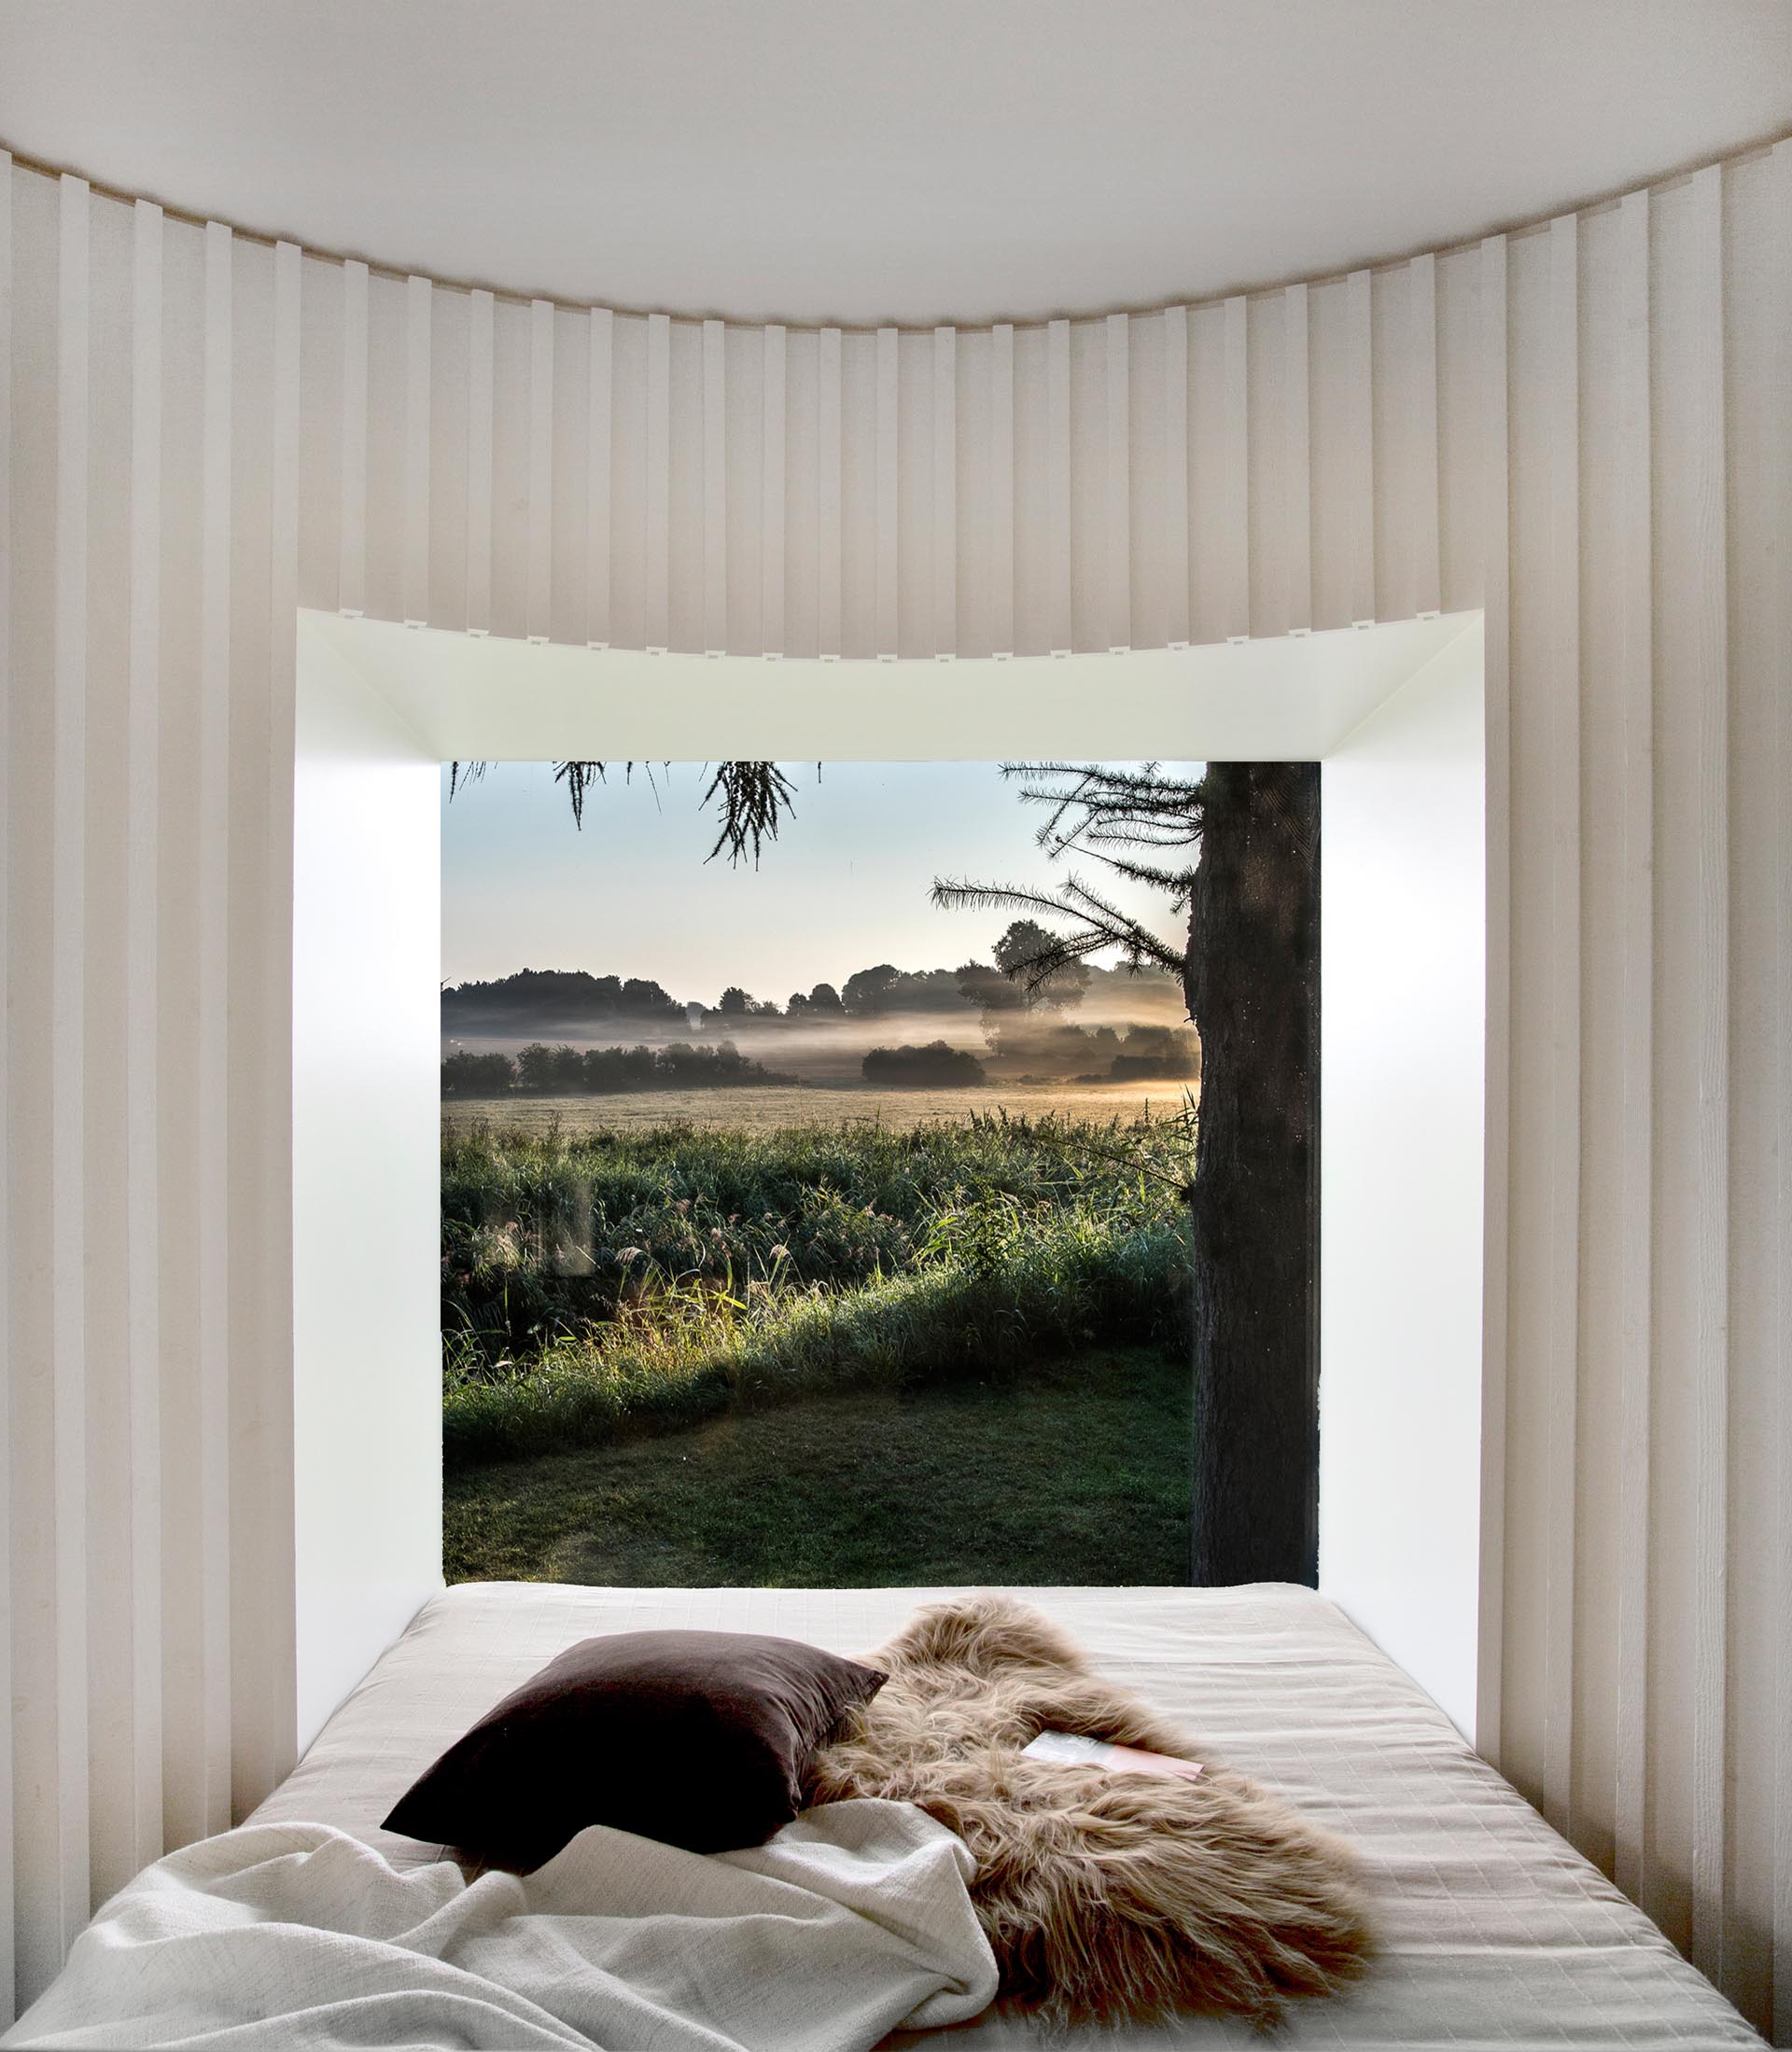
515, 1041, 588, 1093
620, 977, 679, 1014
842, 964, 902, 1014
717, 986, 752, 1016
993, 918, 1092, 1011
1108, 1023, 1201, 1082
955, 959, 1023, 1017
806, 982, 845, 1014
935, 761, 1319, 1589
440, 1050, 516, 1096
862, 1041, 987, 1087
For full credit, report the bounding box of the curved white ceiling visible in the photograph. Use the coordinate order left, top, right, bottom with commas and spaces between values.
2, 0, 1787, 327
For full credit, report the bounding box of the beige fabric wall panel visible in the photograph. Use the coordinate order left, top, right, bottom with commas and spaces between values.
0, 144, 14, 2027
0, 138, 1788, 2036
276, 264, 1501, 661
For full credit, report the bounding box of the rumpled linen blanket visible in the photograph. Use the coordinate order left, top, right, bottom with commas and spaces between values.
3, 1796, 998, 2051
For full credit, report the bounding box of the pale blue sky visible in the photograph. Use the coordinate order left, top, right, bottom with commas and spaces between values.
441, 760, 1202, 1009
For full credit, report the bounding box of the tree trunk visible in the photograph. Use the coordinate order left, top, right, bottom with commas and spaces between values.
1183, 762, 1320, 1586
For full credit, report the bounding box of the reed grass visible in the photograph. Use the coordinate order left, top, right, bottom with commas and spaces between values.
442, 1111, 1191, 1464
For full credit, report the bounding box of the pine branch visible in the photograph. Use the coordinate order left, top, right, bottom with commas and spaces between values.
931, 873, 1185, 978
446, 757, 801, 868
701, 761, 799, 867
997, 760, 1207, 867
553, 760, 609, 827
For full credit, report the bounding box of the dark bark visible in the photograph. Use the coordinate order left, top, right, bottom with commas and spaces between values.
1183, 762, 1320, 1586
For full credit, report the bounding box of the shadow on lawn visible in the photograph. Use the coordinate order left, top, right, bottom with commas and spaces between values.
444, 1346, 1192, 1588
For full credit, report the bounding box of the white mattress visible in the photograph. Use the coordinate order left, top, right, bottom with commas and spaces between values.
251, 1583, 1760, 2049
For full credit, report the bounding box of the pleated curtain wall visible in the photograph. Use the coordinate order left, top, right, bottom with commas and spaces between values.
0, 137, 1788, 2035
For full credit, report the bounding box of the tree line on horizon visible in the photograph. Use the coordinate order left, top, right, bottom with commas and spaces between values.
858, 1019, 1197, 1090
441, 1017, 1197, 1100
441, 1040, 795, 1098
441, 920, 1182, 1030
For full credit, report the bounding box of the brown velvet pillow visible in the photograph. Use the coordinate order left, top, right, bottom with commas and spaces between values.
381, 1628, 887, 1869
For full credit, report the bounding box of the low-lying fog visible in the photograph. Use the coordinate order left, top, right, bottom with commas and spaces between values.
446, 987, 1197, 1088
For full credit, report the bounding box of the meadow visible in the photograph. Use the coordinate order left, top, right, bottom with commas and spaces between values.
446, 1347, 1193, 1585
441, 1107, 1197, 1583
441, 1079, 1189, 1136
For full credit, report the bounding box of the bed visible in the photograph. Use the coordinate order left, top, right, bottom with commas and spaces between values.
250, 1582, 1761, 2049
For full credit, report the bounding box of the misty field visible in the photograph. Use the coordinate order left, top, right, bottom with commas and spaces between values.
441, 1080, 1187, 1136
441, 1109, 1195, 1583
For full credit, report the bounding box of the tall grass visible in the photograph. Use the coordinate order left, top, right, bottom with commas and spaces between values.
442, 1111, 1192, 1463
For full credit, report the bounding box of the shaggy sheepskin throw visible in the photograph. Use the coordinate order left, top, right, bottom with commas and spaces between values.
806, 1595, 1372, 2029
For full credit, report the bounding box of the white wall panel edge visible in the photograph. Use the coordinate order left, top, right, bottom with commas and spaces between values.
1319, 620, 1485, 1738
0, 143, 15, 2024
291, 621, 442, 1754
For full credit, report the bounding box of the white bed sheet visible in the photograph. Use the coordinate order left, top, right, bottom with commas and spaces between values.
250, 1583, 1761, 2049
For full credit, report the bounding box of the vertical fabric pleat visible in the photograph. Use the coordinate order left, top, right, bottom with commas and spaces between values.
1105, 313, 1131, 650
255, 238, 301, 1813
1476, 230, 1512, 1771
401, 277, 430, 625
1220, 298, 1248, 641
644, 312, 670, 652
1344, 269, 1374, 626
1766, 142, 1792, 2051
50, 173, 91, 1968
1682, 161, 1730, 1989
817, 326, 841, 660
1543, 210, 1582, 1841
194, 219, 232, 1850
464, 289, 493, 635
584, 305, 611, 648
1407, 253, 1441, 619
124, 194, 165, 1887
874, 327, 898, 659
988, 322, 1014, 656
1281, 283, 1312, 635
1045, 317, 1071, 654
1160, 306, 1190, 644
701, 319, 725, 656
0, 147, 14, 2018
526, 300, 553, 644
931, 327, 956, 660
1609, 183, 1656, 1913
337, 261, 366, 617
759, 324, 785, 656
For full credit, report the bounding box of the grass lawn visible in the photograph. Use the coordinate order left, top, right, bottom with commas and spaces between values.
444, 1346, 1192, 1587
